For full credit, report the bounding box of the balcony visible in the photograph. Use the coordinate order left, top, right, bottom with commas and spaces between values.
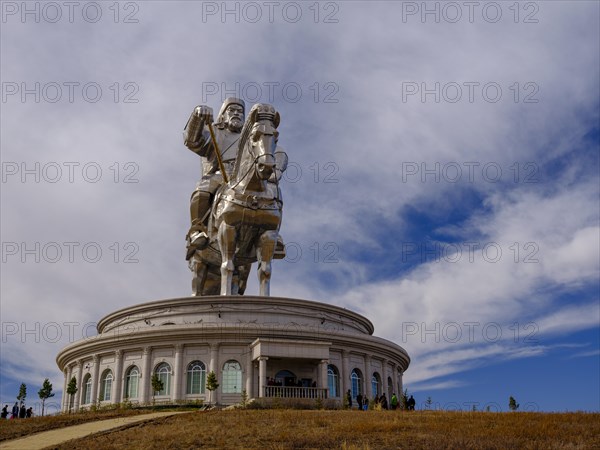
264, 386, 328, 399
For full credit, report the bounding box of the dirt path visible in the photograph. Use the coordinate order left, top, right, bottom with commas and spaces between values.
0, 411, 190, 450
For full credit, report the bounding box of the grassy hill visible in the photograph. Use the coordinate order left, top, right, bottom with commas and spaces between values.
53, 409, 600, 449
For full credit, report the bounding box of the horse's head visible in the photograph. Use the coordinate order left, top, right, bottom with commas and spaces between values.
236, 103, 280, 182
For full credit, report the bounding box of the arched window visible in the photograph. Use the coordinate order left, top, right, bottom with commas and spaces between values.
222, 360, 242, 393
124, 366, 140, 399
100, 370, 113, 402
154, 362, 172, 396
186, 360, 206, 395
82, 374, 92, 405
351, 368, 362, 399
372, 372, 381, 398
327, 364, 340, 398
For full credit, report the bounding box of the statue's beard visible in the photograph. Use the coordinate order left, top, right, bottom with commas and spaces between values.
228, 117, 243, 132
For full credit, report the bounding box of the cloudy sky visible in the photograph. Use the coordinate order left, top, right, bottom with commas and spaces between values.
1, 1, 598, 413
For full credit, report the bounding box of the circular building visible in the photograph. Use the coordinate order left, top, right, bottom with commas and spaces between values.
56, 296, 410, 410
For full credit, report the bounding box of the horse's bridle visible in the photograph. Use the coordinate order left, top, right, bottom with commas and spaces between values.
229, 122, 278, 191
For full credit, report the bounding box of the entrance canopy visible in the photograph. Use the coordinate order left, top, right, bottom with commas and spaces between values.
250, 338, 331, 360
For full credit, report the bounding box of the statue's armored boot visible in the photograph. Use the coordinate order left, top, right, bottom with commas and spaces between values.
186, 191, 212, 260
186, 229, 209, 260
274, 234, 286, 259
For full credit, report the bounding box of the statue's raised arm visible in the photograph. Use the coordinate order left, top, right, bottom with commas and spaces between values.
183, 105, 214, 153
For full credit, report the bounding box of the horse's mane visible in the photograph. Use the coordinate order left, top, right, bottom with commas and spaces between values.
231, 104, 279, 181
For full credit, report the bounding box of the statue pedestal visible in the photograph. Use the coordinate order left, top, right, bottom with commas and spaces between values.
57, 296, 410, 410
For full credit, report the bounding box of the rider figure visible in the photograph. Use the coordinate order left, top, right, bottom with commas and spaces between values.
183, 97, 245, 258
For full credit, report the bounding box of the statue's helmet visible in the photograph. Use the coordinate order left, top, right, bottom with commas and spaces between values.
217, 97, 245, 124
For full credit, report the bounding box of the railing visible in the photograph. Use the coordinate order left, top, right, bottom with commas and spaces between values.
264, 386, 328, 399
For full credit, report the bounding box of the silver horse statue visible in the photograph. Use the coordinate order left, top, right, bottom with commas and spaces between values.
189, 103, 286, 296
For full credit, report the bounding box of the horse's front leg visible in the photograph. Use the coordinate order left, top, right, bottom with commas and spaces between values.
218, 221, 236, 296
257, 230, 278, 296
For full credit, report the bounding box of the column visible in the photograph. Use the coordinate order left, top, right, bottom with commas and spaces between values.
398, 368, 404, 397
258, 356, 268, 397
381, 358, 389, 400
209, 343, 219, 404
139, 347, 152, 404
245, 351, 253, 397
341, 351, 350, 397
61, 368, 68, 412
90, 355, 100, 404
364, 355, 372, 398
172, 344, 183, 402
62, 366, 72, 412
112, 350, 124, 404
391, 363, 398, 395
319, 359, 329, 396
74, 359, 83, 411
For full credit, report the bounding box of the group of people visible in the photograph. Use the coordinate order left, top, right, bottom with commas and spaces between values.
1, 402, 33, 419
346, 390, 416, 411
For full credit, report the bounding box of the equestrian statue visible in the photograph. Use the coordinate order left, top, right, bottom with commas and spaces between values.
183, 98, 287, 296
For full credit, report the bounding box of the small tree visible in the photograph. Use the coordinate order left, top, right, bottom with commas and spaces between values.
206, 371, 219, 405
425, 396, 433, 410
66, 377, 78, 413
38, 378, 55, 416
509, 396, 520, 411
240, 389, 249, 408
400, 389, 409, 410
151, 374, 164, 406
17, 383, 27, 407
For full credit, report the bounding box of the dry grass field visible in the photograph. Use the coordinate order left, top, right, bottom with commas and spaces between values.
59, 409, 600, 450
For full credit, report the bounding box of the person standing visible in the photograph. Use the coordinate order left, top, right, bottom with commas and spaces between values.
380, 394, 388, 410
11, 402, 18, 419
19, 404, 26, 419
408, 395, 416, 410
1, 405, 8, 419
356, 393, 363, 411
391, 392, 399, 410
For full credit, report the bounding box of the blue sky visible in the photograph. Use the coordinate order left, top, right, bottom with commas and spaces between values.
1, 1, 598, 414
